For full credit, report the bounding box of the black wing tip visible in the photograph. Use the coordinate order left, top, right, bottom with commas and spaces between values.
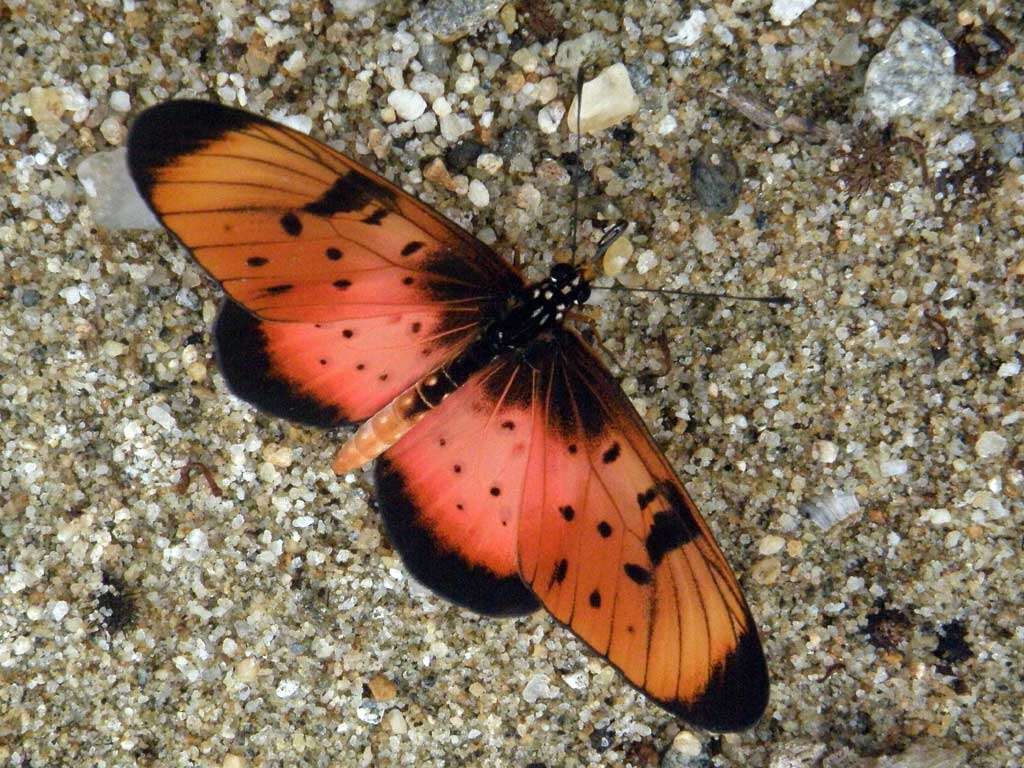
213, 300, 348, 428
126, 100, 268, 197
374, 457, 540, 618
663, 624, 770, 732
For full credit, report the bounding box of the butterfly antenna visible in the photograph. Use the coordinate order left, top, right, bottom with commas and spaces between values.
594, 284, 792, 306
570, 67, 585, 266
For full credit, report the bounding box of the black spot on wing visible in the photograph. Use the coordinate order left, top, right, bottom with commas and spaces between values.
303, 171, 396, 216
597, 521, 612, 538
265, 283, 292, 295
127, 100, 265, 200
280, 212, 302, 236
550, 558, 568, 586
326, 247, 342, 261
637, 487, 657, 510
374, 457, 539, 617
401, 241, 424, 256
623, 563, 652, 584
559, 505, 575, 521
362, 208, 387, 225
213, 299, 346, 427
247, 256, 268, 267
589, 590, 602, 608
644, 484, 701, 567
601, 441, 621, 464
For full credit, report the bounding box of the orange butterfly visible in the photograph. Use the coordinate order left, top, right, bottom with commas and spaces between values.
127, 100, 769, 731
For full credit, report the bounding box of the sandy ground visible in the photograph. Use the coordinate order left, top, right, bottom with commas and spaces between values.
1, 1, 1021, 766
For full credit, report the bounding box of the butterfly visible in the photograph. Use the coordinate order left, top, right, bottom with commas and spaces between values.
126, 99, 769, 731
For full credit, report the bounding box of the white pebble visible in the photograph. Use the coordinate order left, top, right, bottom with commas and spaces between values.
948, 132, 976, 155
388, 89, 427, 121
432, 96, 452, 118
186, 528, 209, 552
109, 90, 131, 112
536, 77, 558, 105
830, 33, 863, 66
769, 0, 817, 26
664, 10, 706, 47
671, 730, 703, 757
384, 708, 408, 734
566, 63, 640, 134
51, 601, 70, 622
282, 49, 306, 75
693, 224, 718, 254
561, 670, 589, 690
409, 71, 444, 101
146, 403, 176, 431
635, 249, 658, 275
454, 73, 478, 95
997, 360, 1020, 377
467, 179, 489, 208
758, 535, 786, 556
880, 459, 908, 477
439, 112, 472, 141
975, 431, 1007, 458
802, 491, 860, 530
657, 114, 677, 135
222, 755, 245, 768
538, 101, 565, 134
276, 679, 299, 698
924, 508, 952, 525
812, 440, 838, 464
522, 673, 553, 703
476, 153, 503, 174
13, 636, 32, 655
293, 516, 315, 528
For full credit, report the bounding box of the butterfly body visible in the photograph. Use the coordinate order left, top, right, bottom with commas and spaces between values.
127, 100, 769, 732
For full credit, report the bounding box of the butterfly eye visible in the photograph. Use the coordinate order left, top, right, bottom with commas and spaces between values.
550, 263, 576, 284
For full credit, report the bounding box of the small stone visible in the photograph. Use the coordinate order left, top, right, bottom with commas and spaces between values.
538, 101, 565, 134
947, 132, 976, 155
423, 157, 459, 191
409, 71, 444, 101
974, 431, 1007, 458
664, 10, 706, 47
692, 224, 718, 255
384, 708, 408, 734
235, 658, 259, 683
20, 288, 41, 307
263, 445, 293, 468
413, 0, 503, 43
758, 535, 786, 556
439, 112, 473, 142
751, 557, 782, 585
536, 76, 558, 105
367, 674, 397, 701
522, 673, 553, 703
454, 72, 478, 95
276, 679, 299, 698
109, 90, 131, 112
880, 459, 908, 478
802, 492, 861, 530
602, 235, 633, 276
812, 440, 838, 464
51, 601, 70, 622
635, 249, 658, 274
100, 115, 126, 145
670, 730, 703, 757
691, 144, 741, 215
864, 18, 956, 125
222, 755, 246, 768
388, 90, 427, 121
476, 152, 503, 174
467, 179, 490, 208
146, 404, 176, 431
830, 33, 863, 66
566, 63, 640, 134
77, 148, 159, 230
769, 0, 817, 26
997, 360, 1020, 377
332, 0, 382, 18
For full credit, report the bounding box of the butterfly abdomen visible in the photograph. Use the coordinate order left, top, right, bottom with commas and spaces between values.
332, 340, 495, 473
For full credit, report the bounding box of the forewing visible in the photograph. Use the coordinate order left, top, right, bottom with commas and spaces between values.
516, 330, 769, 731
127, 100, 522, 423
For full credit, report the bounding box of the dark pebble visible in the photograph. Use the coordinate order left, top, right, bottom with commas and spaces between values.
445, 139, 484, 173
20, 288, 41, 307
498, 124, 534, 161
589, 727, 614, 753
691, 144, 741, 215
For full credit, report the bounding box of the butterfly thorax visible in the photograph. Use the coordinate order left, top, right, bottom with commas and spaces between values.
483, 263, 590, 353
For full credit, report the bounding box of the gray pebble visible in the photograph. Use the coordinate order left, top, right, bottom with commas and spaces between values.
691, 144, 741, 215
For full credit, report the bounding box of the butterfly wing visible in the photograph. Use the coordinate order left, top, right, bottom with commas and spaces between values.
517, 330, 768, 731
375, 351, 543, 617
127, 100, 522, 423
374, 329, 767, 728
